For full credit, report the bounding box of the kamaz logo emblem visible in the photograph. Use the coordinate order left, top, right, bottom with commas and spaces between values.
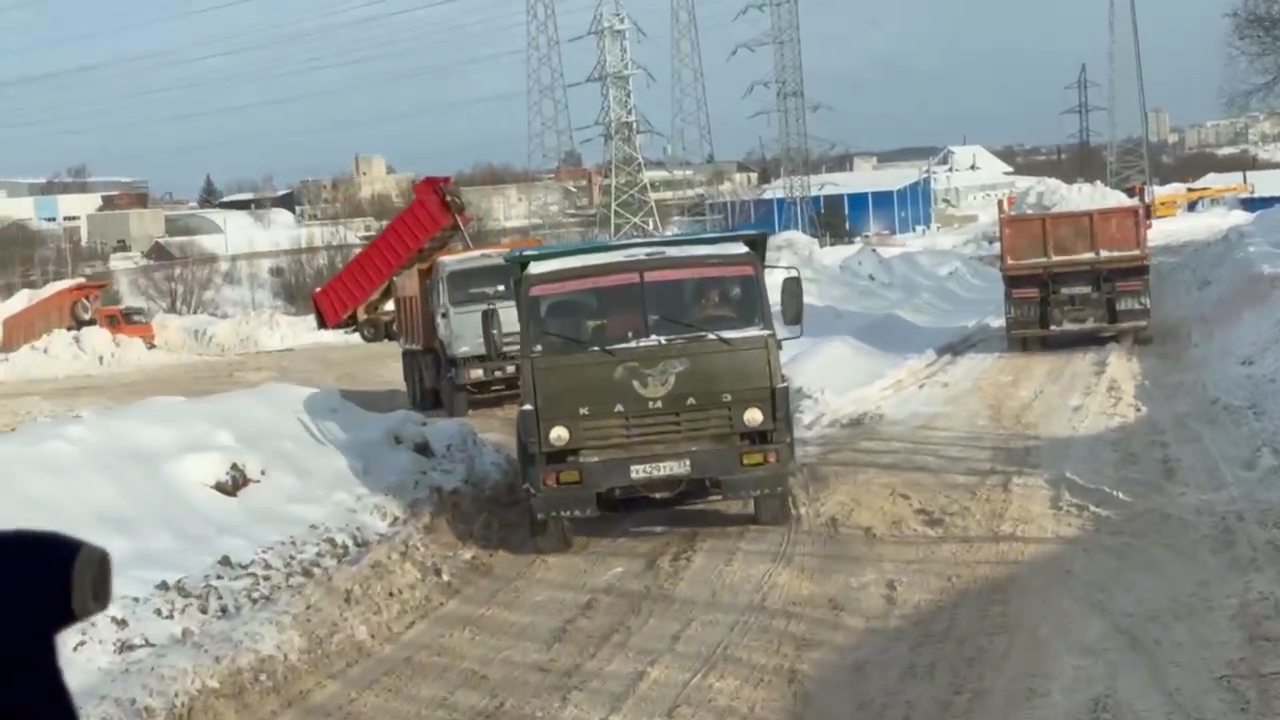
613, 358, 690, 399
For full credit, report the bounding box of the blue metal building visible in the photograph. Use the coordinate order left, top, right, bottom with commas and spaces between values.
705, 168, 932, 237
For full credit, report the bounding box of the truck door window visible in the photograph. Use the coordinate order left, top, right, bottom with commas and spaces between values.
445, 264, 514, 306
105, 315, 121, 327
644, 265, 762, 336
529, 272, 640, 350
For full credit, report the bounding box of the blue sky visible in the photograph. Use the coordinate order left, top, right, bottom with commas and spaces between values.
0, 0, 1228, 194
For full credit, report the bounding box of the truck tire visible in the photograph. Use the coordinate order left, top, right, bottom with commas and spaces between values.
753, 491, 793, 526
357, 317, 385, 343
528, 510, 573, 553
383, 318, 399, 342
403, 351, 441, 412
440, 372, 469, 418
71, 297, 93, 327
1005, 335, 1021, 353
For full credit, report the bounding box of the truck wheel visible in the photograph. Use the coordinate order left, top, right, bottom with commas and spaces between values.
753, 491, 793, 526
383, 318, 398, 342
529, 511, 573, 553
441, 375, 469, 417
1005, 335, 1021, 353
71, 297, 94, 327
357, 317, 385, 343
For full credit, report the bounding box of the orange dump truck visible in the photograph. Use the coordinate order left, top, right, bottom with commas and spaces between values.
998, 198, 1151, 351
0, 280, 155, 353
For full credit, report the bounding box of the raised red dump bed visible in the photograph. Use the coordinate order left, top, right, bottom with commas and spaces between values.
312, 176, 468, 330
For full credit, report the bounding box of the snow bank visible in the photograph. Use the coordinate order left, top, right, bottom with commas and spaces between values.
0, 383, 509, 716
152, 311, 358, 355
1010, 177, 1135, 213
0, 312, 357, 382
767, 231, 1002, 429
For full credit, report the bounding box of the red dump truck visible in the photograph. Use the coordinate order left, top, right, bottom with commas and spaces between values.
999, 198, 1151, 351
0, 280, 155, 353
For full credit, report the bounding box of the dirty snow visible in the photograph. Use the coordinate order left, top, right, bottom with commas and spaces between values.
0, 383, 508, 717
0, 311, 356, 382
767, 230, 1002, 429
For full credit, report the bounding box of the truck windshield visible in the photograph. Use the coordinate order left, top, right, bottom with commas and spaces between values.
121, 309, 149, 325
445, 264, 515, 306
526, 264, 764, 351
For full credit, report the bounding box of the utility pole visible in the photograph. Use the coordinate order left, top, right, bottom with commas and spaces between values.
526, 0, 576, 234
580, 0, 660, 239
733, 0, 818, 235
1106, 0, 1152, 189
1062, 63, 1104, 181
670, 0, 714, 165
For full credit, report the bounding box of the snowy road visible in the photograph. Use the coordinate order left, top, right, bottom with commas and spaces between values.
153, 329, 1280, 720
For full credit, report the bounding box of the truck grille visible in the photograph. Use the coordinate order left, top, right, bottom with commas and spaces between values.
579, 406, 735, 449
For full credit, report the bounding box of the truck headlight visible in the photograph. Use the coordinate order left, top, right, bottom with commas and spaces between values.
547, 425, 571, 446
742, 406, 765, 427
467, 367, 484, 380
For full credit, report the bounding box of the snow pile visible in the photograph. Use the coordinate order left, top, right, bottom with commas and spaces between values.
1149, 207, 1255, 247
1010, 178, 1135, 213
153, 311, 358, 355
0, 311, 356, 382
0, 327, 160, 380
766, 231, 1002, 429
164, 209, 361, 256
0, 383, 509, 716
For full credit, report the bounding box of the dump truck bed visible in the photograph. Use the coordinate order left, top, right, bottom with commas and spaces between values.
1000, 204, 1148, 274
311, 176, 467, 330
0, 280, 110, 353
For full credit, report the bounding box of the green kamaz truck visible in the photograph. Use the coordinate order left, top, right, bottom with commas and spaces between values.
479, 231, 805, 551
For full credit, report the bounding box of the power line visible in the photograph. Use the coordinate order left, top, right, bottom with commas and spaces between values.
732, 0, 818, 235
526, 0, 576, 232
1106, 0, 1151, 189
1061, 63, 1103, 181
579, 0, 660, 239
669, 0, 713, 164
1, 1, 597, 130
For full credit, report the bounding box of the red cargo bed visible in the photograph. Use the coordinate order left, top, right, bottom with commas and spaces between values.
312, 176, 467, 330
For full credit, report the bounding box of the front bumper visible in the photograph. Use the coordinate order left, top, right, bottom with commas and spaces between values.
456, 357, 521, 389
527, 443, 795, 519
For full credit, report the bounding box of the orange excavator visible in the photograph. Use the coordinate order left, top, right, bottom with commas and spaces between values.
311, 177, 541, 417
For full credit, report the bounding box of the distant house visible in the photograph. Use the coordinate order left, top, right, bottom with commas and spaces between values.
141, 238, 218, 262
215, 188, 297, 214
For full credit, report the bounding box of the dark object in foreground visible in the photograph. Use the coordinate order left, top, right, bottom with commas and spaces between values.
0, 529, 112, 720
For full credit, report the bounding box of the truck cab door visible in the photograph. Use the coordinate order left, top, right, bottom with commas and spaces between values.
431, 276, 453, 351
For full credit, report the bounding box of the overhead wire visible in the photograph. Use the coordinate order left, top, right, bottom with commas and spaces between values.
13, 0, 790, 173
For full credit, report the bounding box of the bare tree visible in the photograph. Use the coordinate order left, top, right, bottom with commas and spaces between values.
0, 221, 44, 295
222, 177, 263, 196
270, 230, 359, 315
1226, 0, 1280, 109
131, 259, 221, 315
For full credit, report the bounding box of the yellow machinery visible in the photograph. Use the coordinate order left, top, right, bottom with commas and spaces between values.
1126, 183, 1253, 219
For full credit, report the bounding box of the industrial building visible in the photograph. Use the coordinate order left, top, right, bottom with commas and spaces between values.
706, 167, 932, 237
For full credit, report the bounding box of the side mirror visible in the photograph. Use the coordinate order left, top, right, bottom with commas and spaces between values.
481, 306, 503, 357
780, 275, 804, 327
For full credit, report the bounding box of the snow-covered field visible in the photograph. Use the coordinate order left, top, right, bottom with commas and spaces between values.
5, 384, 509, 717
8, 175, 1277, 717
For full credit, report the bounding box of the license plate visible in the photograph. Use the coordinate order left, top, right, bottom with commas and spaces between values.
629, 459, 691, 479
1060, 286, 1092, 295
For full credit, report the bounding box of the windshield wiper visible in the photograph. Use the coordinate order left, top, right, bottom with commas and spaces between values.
540, 330, 618, 357
655, 315, 732, 346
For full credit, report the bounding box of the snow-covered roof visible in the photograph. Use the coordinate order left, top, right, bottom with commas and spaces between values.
759, 167, 926, 198
436, 247, 513, 270
930, 168, 1019, 189
526, 240, 752, 274
930, 145, 1013, 175
1193, 170, 1278, 195
219, 189, 292, 203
